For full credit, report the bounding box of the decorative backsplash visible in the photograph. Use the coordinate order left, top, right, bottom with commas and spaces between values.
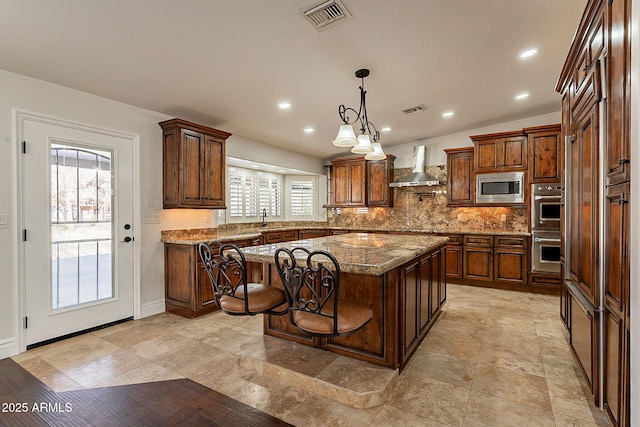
327, 166, 528, 233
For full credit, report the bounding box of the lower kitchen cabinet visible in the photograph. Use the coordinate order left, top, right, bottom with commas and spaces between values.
401, 246, 446, 365
299, 229, 328, 239
493, 236, 527, 285
462, 235, 493, 282
164, 238, 260, 318
444, 235, 463, 279
263, 229, 298, 244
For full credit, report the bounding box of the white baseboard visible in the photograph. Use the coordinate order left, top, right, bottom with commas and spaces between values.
140, 299, 165, 318
0, 337, 18, 359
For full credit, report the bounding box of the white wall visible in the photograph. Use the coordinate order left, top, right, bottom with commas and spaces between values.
388, 111, 561, 168
0, 69, 324, 357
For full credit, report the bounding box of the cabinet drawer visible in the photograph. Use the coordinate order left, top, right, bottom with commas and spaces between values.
444, 234, 462, 245
282, 230, 299, 241
265, 232, 282, 243
463, 235, 492, 246
494, 236, 526, 248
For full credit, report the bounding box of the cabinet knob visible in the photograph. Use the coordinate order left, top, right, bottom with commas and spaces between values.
618, 158, 630, 166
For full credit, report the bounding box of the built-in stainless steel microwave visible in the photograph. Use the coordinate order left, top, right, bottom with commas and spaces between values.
476, 172, 525, 204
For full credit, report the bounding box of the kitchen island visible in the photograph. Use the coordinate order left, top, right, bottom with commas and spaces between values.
241, 233, 448, 370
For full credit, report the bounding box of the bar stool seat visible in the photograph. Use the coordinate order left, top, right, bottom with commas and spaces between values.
291, 298, 372, 336
220, 283, 286, 314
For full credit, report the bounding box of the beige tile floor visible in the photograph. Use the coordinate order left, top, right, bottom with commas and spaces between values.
11, 284, 612, 426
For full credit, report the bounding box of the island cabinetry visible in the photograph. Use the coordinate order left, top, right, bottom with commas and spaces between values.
471, 131, 527, 172
400, 248, 445, 365
159, 118, 231, 209
463, 235, 493, 282
366, 155, 395, 207
164, 237, 260, 318
444, 147, 474, 206
525, 124, 562, 183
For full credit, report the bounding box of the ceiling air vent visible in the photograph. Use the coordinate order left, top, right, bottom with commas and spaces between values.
402, 104, 427, 115
299, 0, 352, 31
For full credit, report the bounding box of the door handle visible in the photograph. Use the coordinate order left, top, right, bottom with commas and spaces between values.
534, 237, 560, 243
122, 236, 134, 243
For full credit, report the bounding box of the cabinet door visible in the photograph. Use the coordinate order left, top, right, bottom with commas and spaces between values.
419, 256, 431, 330
348, 160, 366, 206
528, 127, 562, 183
603, 308, 624, 425
568, 98, 600, 306
500, 136, 527, 170
605, 0, 631, 186
162, 128, 180, 207
402, 261, 420, 360
202, 134, 225, 207
445, 148, 474, 206
196, 262, 218, 311
475, 139, 499, 172
180, 129, 206, 206
367, 158, 393, 207
463, 247, 493, 281
332, 163, 349, 206
494, 249, 526, 285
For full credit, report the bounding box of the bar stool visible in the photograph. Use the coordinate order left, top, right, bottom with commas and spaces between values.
274, 247, 373, 337
198, 242, 287, 316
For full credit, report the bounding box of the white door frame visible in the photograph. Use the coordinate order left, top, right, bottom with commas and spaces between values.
14, 111, 141, 353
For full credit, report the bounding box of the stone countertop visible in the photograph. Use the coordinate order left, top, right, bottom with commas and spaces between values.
240, 233, 449, 276
161, 226, 529, 244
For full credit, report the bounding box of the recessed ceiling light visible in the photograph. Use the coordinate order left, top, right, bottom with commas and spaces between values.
304, 127, 314, 133
381, 127, 391, 132
278, 102, 291, 110
519, 48, 538, 59
515, 92, 529, 100
442, 111, 454, 118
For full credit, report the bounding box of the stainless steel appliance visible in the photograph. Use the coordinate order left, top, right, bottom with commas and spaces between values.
530, 182, 561, 273
475, 172, 525, 204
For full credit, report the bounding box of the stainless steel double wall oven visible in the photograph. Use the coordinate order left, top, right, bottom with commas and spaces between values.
531, 183, 561, 273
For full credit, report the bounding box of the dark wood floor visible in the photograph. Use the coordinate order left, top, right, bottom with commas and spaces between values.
0, 358, 291, 427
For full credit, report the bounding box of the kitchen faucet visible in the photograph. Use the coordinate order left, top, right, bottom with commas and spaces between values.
261, 208, 267, 227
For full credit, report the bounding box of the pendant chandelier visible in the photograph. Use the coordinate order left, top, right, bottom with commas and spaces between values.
333, 68, 387, 160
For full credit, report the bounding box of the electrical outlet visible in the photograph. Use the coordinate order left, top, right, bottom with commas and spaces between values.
500, 214, 507, 222
0, 214, 7, 229
143, 213, 161, 224
145, 197, 154, 208
457, 213, 463, 221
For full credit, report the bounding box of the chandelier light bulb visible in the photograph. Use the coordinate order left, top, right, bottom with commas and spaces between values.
351, 134, 374, 154
364, 143, 386, 160
333, 124, 358, 147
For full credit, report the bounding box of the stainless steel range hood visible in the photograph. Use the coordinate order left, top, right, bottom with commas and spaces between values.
390, 146, 441, 187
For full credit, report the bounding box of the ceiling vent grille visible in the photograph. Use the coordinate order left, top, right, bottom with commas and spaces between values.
402, 104, 427, 115
299, 0, 352, 31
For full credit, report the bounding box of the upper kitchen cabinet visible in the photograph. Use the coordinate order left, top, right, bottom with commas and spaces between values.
367, 155, 395, 207
444, 147, 474, 206
328, 155, 395, 207
525, 124, 562, 183
159, 118, 231, 209
471, 131, 527, 172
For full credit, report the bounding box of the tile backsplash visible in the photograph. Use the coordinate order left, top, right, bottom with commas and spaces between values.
327, 166, 528, 233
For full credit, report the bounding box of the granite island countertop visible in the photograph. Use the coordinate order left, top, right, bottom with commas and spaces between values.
240, 233, 448, 276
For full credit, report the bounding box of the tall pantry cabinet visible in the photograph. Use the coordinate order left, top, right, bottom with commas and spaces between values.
556, 0, 631, 425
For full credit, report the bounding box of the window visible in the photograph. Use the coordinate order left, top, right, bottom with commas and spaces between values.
227, 168, 282, 222
290, 178, 315, 218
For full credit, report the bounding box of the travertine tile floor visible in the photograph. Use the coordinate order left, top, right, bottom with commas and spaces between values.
12, 284, 611, 426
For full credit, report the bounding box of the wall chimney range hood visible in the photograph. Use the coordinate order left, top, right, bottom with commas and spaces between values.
390, 146, 440, 187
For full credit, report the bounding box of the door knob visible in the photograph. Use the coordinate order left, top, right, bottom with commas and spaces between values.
123, 236, 133, 243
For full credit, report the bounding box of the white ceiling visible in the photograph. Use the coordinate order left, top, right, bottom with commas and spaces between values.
0, 0, 585, 159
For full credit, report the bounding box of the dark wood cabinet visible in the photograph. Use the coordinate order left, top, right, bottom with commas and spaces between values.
493, 236, 527, 286
263, 230, 299, 244
367, 155, 395, 207
444, 147, 474, 206
400, 247, 445, 365
159, 118, 231, 209
471, 131, 527, 172
164, 238, 258, 318
298, 229, 328, 240
525, 124, 562, 183
331, 157, 366, 207
557, 0, 631, 421
462, 235, 493, 282
443, 234, 462, 279
329, 155, 394, 207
